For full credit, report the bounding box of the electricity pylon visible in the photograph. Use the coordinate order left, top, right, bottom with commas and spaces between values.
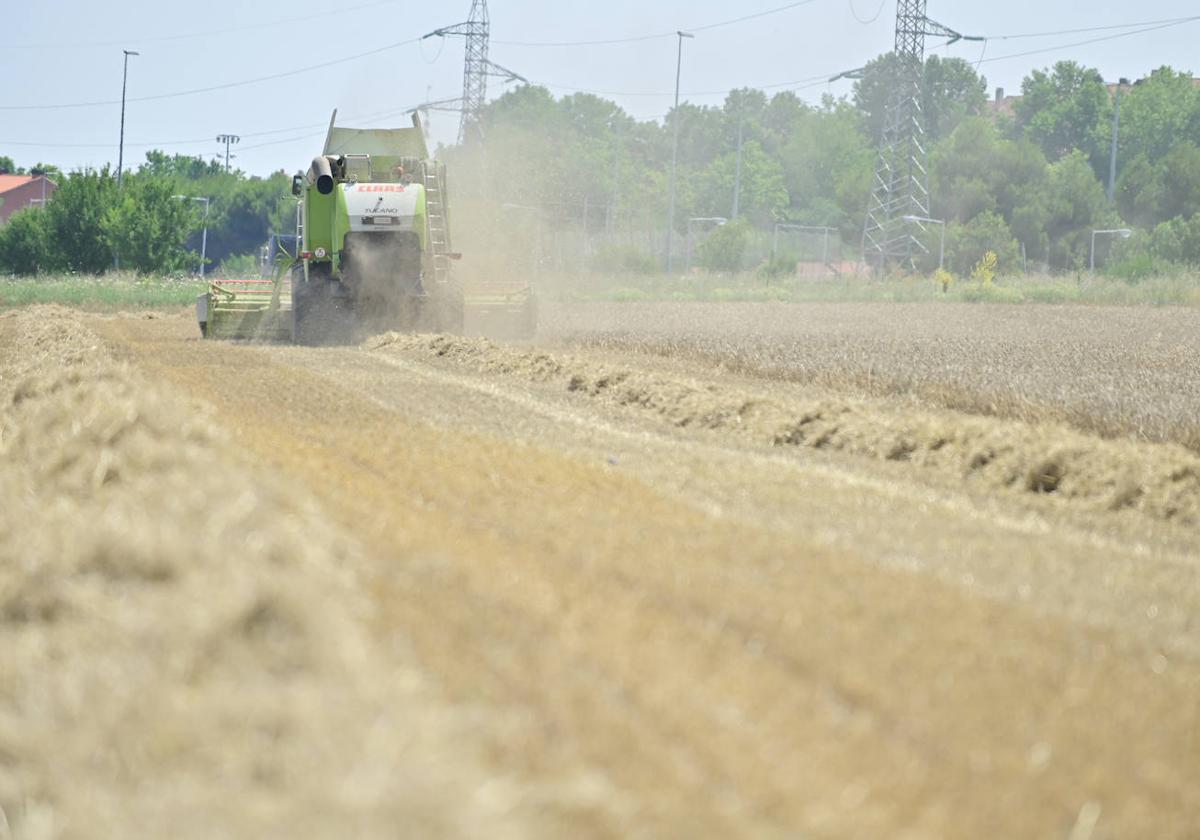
860, 1, 980, 272
424, 0, 527, 145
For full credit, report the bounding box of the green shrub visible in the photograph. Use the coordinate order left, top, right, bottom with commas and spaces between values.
696, 220, 751, 273
217, 252, 260, 278
1105, 253, 1163, 283
757, 251, 799, 281
941, 212, 1022, 276
0, 208, 49, 276
1023, 282, 1080, 304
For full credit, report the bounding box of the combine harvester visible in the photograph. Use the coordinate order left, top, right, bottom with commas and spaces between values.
197, 112, 536, 344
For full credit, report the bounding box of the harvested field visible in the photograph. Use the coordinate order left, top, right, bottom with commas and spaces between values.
2, 302, 1199, 839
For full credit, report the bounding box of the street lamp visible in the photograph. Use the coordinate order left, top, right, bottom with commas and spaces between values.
665, 30, 695, 274
174, 195, 210, 279
117, 49, 139, 188
1090, 228, 1132, 272
902, 214, 946, 270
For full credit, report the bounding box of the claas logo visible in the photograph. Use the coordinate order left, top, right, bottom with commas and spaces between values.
357, 185, 406, 193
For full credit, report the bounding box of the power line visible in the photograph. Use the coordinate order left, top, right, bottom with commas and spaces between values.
979, 18, 1200, 64
0, 102, 448, 153
691, 0, 825, 33
848, 0, 887, 25
535, 72, 833, 99
0, 0, 407, 50
527, 13, 1200, 102
0, 36, 423, 111
492, 0, 824, 47
987, 15, 1200, 41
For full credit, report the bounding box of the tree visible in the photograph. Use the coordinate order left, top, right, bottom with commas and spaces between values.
1117, 67, 1200, 165
41, 167, 118, 273
854, 53, 987, 143
777, 96, 874, 232
28, 163, 63, 182
696, 219, 751, 273
1011, 151, 1117, 268
0, 155, 22, 175
940, 211, 1022, 275
0, 207, 49, 275
930, 117, 1048, 224
691, 140, 789, 226
1116, 143, 1200, 228
1014, 61, 1110, 169
104, 175, 199, 273
1148, 214, 1200, 265
141, 150, 224, 180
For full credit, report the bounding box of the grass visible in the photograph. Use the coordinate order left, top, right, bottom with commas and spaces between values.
0, 273, 206, 310
564, 271, 1200, 307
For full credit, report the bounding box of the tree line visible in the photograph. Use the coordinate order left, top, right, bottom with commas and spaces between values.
0, 152, 291, 276
453, 57, 1200, 277
3, 54, 1200, 277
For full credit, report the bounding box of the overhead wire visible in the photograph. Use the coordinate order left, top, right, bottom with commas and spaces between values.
978, 17, 1200, 64
523, 13, 1200, 106
6, 6, 1200, 159
848, 0, 887, 26
0, 0, 407, 50
0, 37, 424, 111
0, 101, 446, 153
986, 16, 1200, 41
491, 0, 824, 47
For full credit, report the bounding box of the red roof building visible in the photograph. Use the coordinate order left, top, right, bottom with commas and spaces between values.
0, 174, 58, 224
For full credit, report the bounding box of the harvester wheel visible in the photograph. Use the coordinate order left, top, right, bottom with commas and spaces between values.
292, 266, 354, 346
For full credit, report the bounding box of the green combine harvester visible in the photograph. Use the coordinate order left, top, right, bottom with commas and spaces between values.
197, 111, 535, 344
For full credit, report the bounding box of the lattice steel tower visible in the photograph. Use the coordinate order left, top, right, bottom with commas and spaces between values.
862, 1, 977, 271
425, 0, 526, 145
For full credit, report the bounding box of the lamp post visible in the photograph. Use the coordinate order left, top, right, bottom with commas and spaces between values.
665, 30, 695, 274
216, 134, 241, 174
1090, 228, 1132, 272
174, 195, 210, 279
117, 49, 139, 189
902, 214, 946, 270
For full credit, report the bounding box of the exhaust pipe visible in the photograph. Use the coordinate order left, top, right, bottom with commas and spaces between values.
309, 156, 335, 195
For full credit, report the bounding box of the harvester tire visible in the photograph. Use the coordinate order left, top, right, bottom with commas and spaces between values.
292, 267, 353, 346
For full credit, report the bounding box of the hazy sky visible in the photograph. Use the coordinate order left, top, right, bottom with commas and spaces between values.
3, 1, 1199, 175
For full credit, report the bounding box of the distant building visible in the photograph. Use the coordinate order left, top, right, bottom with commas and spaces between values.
985, 87, 1020, 120
0, 174, 58, 224
985, 77, 1200, 121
